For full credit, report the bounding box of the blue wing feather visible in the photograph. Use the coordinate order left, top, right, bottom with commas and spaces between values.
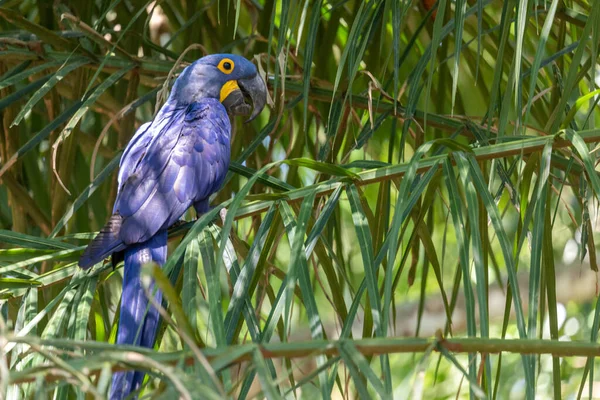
79, 98, 230, 268
117, 121, 151, 190
115, 98, 230, 245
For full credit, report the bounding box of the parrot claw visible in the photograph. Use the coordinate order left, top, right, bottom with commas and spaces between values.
195, 206, 227, 226
170, 218, 188, 229
219, 208, 228, 225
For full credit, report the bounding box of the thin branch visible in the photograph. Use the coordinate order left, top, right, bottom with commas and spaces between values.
8, 335, 600, 385
228, 129, 600, 221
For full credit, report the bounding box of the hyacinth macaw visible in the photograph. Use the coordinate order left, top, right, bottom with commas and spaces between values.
78, 54, 267, 399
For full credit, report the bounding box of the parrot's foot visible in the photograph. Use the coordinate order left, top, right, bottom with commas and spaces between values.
194, 207, 227, 226
170, 218, 188, 229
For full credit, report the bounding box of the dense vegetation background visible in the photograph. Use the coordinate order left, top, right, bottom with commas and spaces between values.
0, 0, 599, 398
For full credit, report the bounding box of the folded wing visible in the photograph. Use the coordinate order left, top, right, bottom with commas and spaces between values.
116, 98, 231, 244
79, 98, 230, 268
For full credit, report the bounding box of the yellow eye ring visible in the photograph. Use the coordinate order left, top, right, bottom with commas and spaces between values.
217, 58, 234, 74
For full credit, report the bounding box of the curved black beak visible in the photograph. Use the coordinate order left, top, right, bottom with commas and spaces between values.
238, 74, 267, 123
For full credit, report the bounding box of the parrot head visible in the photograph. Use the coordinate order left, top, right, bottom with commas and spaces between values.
170, 54, 267, 122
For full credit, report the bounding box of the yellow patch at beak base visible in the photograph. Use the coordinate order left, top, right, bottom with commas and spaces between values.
220, 80, 240, 102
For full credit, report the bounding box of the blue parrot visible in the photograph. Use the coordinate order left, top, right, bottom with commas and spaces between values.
78, 54, 267, 399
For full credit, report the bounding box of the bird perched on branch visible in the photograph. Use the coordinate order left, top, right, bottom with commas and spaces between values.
78, 54, 267, 399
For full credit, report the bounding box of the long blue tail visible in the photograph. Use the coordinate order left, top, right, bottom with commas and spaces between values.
110, 230, 167, 400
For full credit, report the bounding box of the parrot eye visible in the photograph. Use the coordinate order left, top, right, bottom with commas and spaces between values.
218, 58, 235, 74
